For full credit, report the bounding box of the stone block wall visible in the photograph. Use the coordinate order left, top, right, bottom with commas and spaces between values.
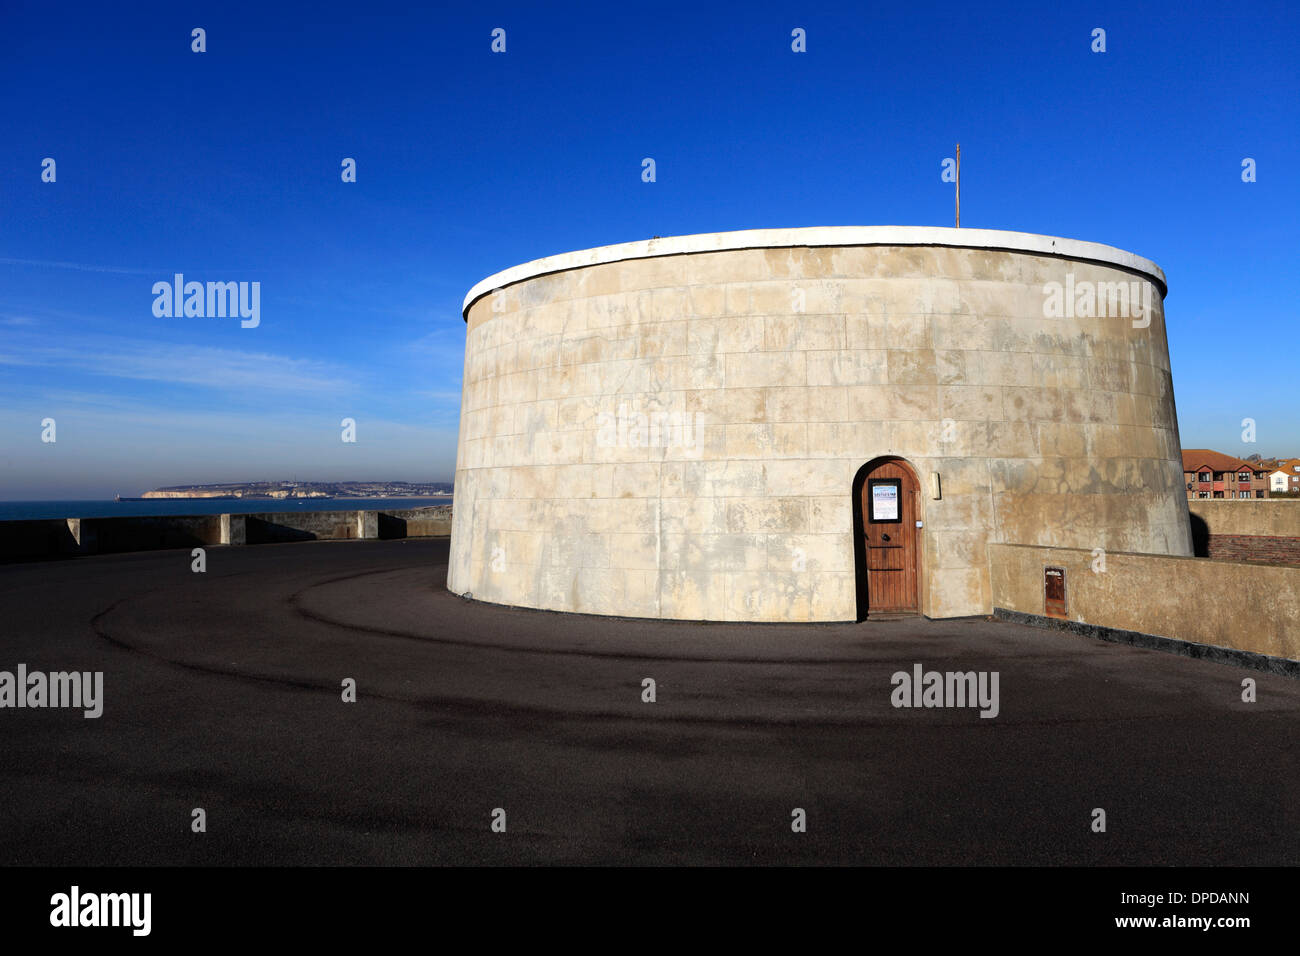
449, 228, 1191, 621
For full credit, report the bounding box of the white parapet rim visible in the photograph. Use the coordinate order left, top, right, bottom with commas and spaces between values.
462, 225, 1168, 320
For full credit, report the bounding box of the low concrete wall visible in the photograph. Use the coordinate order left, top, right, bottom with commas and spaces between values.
1188, 499, 1300, 536
377, 505, 453, 539
221, 513, 246, 546
0, 505, 453, 560
243, 506, 449, 543
243, 510, 375, 544
990, 542, 1300, 664
80, 515, 225, 554
0, 520, 82, 561
1, 515, 228, 560
1187, 500, 1300, 563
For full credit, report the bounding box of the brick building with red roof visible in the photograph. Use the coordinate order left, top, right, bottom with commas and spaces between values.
1182, 449, 1271, 500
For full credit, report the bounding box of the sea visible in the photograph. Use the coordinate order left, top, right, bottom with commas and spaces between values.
0, 498, 453, 521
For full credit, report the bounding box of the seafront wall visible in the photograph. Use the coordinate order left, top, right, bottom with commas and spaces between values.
0, 505, 453, 561
991, 542, 1300, 669
1187, 499, 1300, 564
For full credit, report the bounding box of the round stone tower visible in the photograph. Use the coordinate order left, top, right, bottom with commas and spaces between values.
449, 226, 1190, 622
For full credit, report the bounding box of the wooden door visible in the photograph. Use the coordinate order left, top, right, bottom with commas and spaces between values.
861, 460, 919, 613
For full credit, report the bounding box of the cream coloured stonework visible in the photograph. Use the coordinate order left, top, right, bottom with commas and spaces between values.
449, 227, 1189, 622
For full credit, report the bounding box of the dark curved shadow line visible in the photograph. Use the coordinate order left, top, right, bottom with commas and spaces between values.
288, 568, 913, 666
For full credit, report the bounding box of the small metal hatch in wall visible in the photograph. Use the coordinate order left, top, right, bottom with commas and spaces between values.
1044, 566, 1067, 619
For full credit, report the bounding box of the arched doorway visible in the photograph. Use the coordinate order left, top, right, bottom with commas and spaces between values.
852, 457, 922, 619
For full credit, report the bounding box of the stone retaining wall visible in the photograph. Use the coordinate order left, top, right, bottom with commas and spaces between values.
990, 542, 1300, 664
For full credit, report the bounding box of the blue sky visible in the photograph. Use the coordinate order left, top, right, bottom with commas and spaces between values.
2, 0, 1297, 498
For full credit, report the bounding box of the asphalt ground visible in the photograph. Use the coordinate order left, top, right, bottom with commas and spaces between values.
1, 538, 1296, 865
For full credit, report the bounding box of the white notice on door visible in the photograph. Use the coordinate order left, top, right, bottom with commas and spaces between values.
871, 484, 898, 521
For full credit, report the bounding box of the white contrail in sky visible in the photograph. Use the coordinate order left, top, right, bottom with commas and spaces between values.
0, 257, 158, 275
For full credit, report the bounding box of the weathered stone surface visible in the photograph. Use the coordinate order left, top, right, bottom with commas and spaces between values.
449, 227, 1187, 621
991, 543, 1300, 661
